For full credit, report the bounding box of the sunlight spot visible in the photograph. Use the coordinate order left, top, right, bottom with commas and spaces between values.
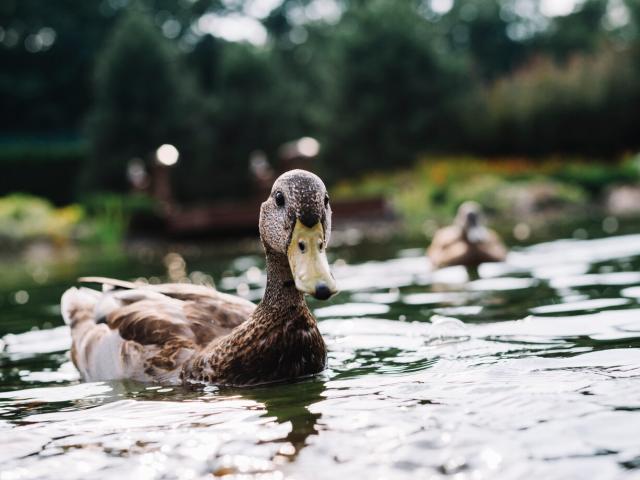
246, 266, 262, 283
243, 0, 283, 19
237, 283, 250, 296
481, 449, 502, 469
162, 19, 182, 39
156, 144, 179, 166
513, 222, 531, 241
24, 34, 43, 53
14, 291, 29, 305
540, 0, 580, 17
297, 137, 320, 157
430, 0, 453, 15
198, 13, 268, 45
604, 0, 631, 29
603, 216, 619, 234
38, 27, 56, 48
278, 443, 296, 455
305, 0, 343, 24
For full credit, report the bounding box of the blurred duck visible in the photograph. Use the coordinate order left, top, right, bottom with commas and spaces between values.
61, 170, 338, 386
427, 201, 507, 269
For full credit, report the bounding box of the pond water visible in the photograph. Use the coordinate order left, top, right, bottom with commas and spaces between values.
1, 226, 640, 479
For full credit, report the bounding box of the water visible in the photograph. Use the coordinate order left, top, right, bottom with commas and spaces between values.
1, 229, 640, 479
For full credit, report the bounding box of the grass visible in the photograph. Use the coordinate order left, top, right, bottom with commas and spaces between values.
0, 194, 84, 249
0, 192, 156, 253
331, 155, 640, 237
0, 155, 638, 251
80, 193, 156, 248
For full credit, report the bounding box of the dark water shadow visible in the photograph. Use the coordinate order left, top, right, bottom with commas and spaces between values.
222, 376, 327, 456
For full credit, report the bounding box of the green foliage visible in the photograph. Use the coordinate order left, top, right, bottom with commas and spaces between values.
0, 0, 111, 134
85, 10, 211, 193
6, 0, 640, 205
318, 0, 477, 177
179, 40, 307, 200
442, 0, 529, 79
0, 192, 158, 249
0, 139, 86, 164
79, 193, 156, 246
333, 156, 593, 232
0, 0, 218, 135
553, 158, 640, 197
0, 194, 84, 248
0, 139, 86, 204
485, 49, 640, 157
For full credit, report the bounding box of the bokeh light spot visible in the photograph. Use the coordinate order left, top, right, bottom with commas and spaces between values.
156, 144, 179, 166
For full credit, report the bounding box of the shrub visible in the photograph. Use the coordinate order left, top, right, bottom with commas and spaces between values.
318, 0, 478, 178
485, 49, 640, 157
0, 140, 86, 205
85, 10, 210, 195
0, 194, 84, 248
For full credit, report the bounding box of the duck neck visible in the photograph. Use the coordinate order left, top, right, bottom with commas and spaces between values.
259, 248, 307, 312
183, 247, 326, 386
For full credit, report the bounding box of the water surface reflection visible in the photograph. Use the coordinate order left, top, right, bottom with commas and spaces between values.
1, 233, 640, 478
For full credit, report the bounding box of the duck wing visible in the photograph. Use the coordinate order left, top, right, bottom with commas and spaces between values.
479, 229, 508, 262
79, 276, 251, 305
427, 226, 466, 269
61, 280, 256, 384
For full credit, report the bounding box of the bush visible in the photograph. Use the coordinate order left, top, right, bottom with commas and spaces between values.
485, 49, 640, 157
85, 10, 211, 195
179, 40, 307, 201
0, 194, 84, 248
80, 193, 156, 246
318, 0, 479, 178
552, 158, 640, 197
331, 156, 593, 232
0, 140, 86, 205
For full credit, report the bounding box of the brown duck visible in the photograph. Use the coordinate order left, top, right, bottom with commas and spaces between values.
427, 201, 507, 269
61, 170, 339, 386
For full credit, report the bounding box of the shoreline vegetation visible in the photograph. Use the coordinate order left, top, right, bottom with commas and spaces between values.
6, 2, 640, 208
1, 155, 638, 259
333, 155, 640, 240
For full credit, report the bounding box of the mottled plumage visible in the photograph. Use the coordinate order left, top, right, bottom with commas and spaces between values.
61, 170, 337, 386
428, 201, 508, 269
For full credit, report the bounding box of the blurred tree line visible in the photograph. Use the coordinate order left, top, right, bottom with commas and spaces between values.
2, 0, 640, 202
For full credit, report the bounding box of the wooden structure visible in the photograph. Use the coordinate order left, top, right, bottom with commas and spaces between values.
165, 197, 394, 237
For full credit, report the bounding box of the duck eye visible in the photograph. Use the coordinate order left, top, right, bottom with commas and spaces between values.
324, 193, 329, 208
299, 241, 306, 252
275, 191, 285, 207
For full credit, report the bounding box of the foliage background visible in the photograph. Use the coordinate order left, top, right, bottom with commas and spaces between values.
2, 0, 640, 205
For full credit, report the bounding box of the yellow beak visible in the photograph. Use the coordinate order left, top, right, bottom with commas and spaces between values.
287, 220, 338, 300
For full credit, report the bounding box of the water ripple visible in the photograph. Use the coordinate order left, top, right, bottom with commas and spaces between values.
1, 232, 639, 479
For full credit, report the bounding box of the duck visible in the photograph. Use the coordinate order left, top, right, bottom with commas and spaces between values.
61, 170, 339, 386
427, 201, 507, 269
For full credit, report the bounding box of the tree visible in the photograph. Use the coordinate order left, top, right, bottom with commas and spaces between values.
84, 9, 210, 193
0, 0, 110, 133
0, 0, 220, 135
535, 0, 610, 60
318, 0, 477, 177
194, 41, 307, 199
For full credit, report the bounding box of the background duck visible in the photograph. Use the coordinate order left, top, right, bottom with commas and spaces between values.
60, 170, 338, 386
427, 201, 508, 270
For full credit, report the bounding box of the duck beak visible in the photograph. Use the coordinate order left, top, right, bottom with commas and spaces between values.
464, 211, 489, 244
287, 219, 338, 300
466, 225, 489, 244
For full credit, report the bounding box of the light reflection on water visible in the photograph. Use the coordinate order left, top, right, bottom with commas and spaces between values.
1, 233, 640, 478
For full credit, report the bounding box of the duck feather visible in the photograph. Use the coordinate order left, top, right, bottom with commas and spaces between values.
62, 281, 256, 383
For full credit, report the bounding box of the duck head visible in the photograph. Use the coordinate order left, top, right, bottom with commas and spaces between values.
259, 169, 338, 301
455, 201, 489, 244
